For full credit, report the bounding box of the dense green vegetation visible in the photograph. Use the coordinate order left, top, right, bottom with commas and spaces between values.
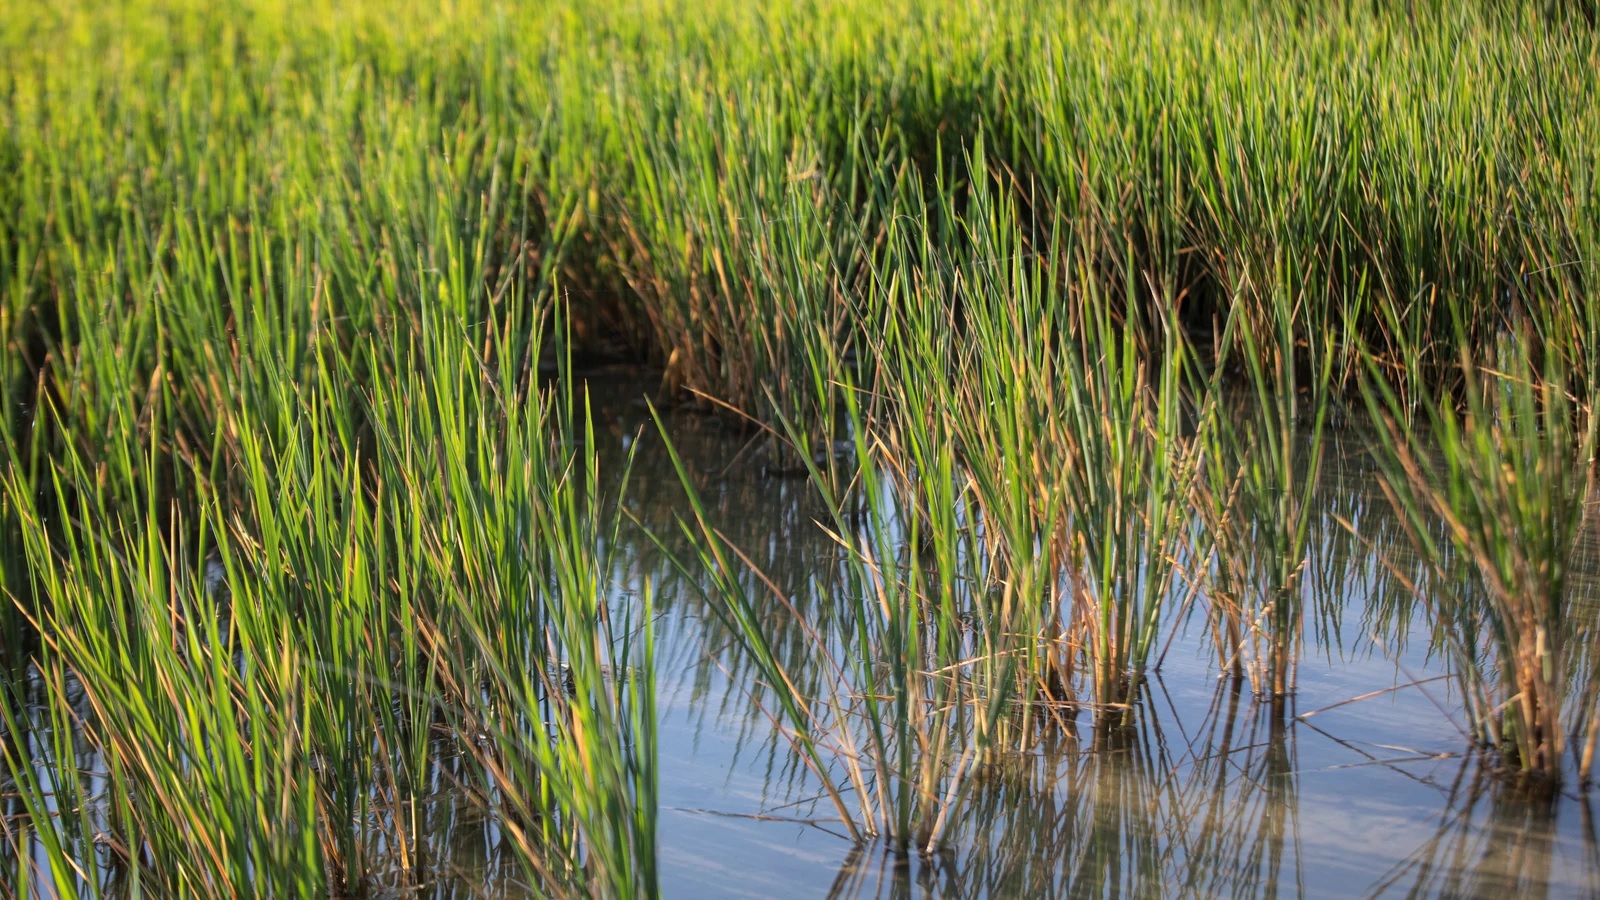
3, 0, 1598, 890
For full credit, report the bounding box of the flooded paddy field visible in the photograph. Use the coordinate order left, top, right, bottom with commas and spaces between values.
10, 371, 1600, 897
5, 0, 1600, 896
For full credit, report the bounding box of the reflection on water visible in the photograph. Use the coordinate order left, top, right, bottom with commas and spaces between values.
595, 370, 1600, 898
6, 368, 1600, 896
1367, 764, 1589, 898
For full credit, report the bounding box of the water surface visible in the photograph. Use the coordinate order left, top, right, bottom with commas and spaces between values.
587, 370, 1600, 899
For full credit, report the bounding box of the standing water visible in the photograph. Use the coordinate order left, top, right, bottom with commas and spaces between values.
601, 370, 1600, 898
5, 369, 1599, 897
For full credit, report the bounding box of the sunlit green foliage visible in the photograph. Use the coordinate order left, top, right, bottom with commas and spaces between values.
2, 0, 1598, 887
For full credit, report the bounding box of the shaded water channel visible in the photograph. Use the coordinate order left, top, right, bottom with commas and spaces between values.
8, 368, 1600, 897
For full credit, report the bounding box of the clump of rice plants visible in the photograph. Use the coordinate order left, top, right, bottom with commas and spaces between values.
1194, 278, 1347, 700
866, 145, 1209, 730
1048, 274, 1206, 725
651, 360, 1010, 852
1359, 302, 1595, 783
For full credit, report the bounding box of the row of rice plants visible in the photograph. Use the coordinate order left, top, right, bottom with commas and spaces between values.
0, 5, 656, 885
1, 270, 655, 895
6, 0, 1596, 426
536, 0, 1600, 415
654, 140, 1598, 860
